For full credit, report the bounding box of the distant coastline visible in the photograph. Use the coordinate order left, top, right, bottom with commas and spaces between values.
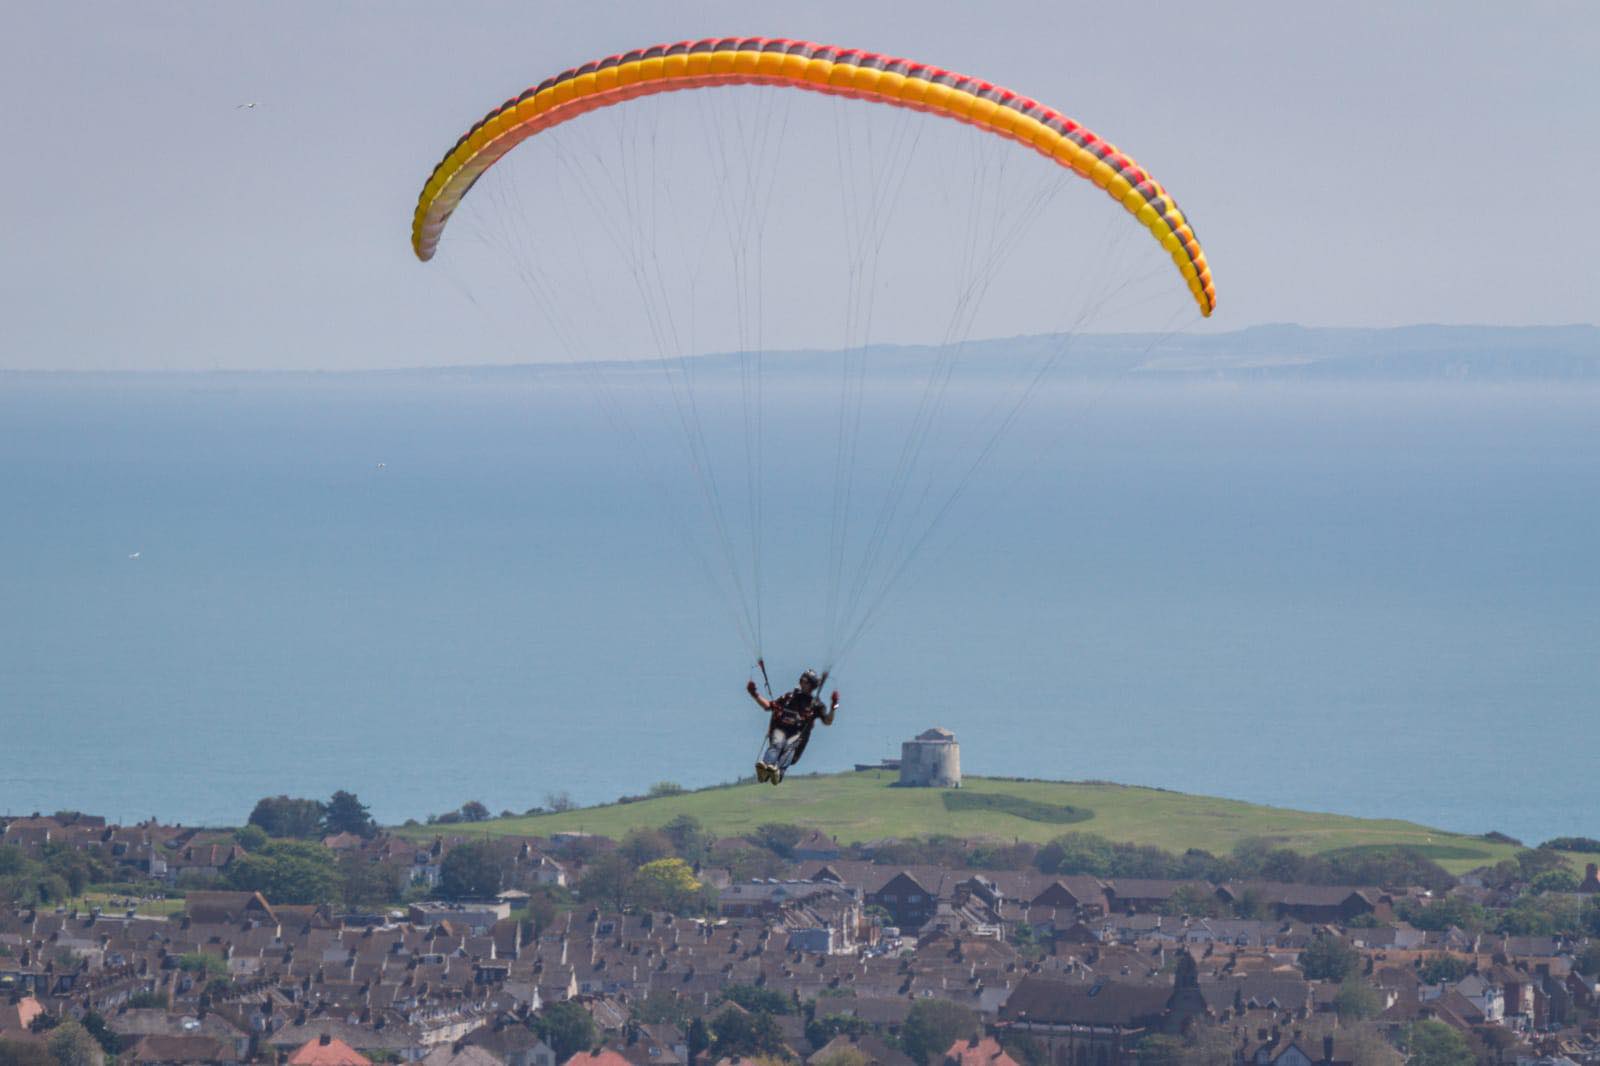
5, 323, 1598, 382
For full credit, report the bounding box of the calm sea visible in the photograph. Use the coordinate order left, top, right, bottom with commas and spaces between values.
2, 369, 1596, 846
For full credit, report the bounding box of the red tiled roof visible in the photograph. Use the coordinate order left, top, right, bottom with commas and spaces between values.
288, 1037, 371, 1066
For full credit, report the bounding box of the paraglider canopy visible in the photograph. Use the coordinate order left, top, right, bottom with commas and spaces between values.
412, 36, 1214, 317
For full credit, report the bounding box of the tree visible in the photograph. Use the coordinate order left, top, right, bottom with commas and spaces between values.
631, 990, 691, 1027
901, 1000, 978, 1066
234, 824, 268, 851
1516, 848, 1571, 880
533, 1002, 596, 1060
1299, 933, 1359, 982
324, 791, 378, 838
576, 852, 634, 912
633, 858, 702, 914
1398, 897, 1487, 934
458, 801, 491, 824
544, 792, 576, 813
621, 829, 674, 867
1403, 1021, 1474, 1066
523, 888, 559, 939
806, 1014, 870, 1050
1335, 980, 1382, 1020
1160, 884, 1223, 918
1135, 1035, 1184, 1066
340, 853, 403, 909
76, 1015, 117, 1059
662, 815, 711, 861
709, 1008, 786, 1060
247, 796, 326, 839
811, 1051, 871, 1066
687, 1018, 710, 1064
0, 1039, 56, 1066
723, 984, 793, 1015
752, 824, 805, 859
223, 841, 340, 904
1531, 868, 1580, 894
1419, 956, 1471, 985
648, 782, 687, 798
46, 1020, 103, 1066
438, 841, 505, 900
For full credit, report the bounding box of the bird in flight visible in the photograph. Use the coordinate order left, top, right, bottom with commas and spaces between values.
236, 102, 258, 110
128, 551, 142, 560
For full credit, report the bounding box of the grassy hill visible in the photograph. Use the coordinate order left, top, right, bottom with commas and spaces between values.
394, 771, 1530, 875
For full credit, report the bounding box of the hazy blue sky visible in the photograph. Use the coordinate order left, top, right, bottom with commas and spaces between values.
3, 2, 1596, 370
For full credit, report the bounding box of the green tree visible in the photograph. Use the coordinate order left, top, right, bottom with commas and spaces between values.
46, 1020, 103, 1066
663, 815, 712, 862
1516, 848, 1570, 880
901, 1000, 978, 1066
648, 782, 687, 798
1403, 1020, 1474, 1066
77, 1015, 117, 1058
576, 852, 633, 912
1531, 868, 1580, 894
247, 796, 326, 839
723, 984, 793, 1015
458, 801, 491, 824
631, 990, 691, 1027
687, 1018, 710, 1064
709, 1008, 787, 1060
1135, 1035, 1184, 1066
523, 888, 559, 939
438, 841, 505, 900
621, 829, 674, 868
752, 824, 805, 859
324, 791, 378, 838
534, 1002, 596, 1060
1299, 933, 1359, 982
234, 824, 268, 851
1398, 897, 1487, 934
1160, 884, 1223, 918
1335, 980, 1381, 1020
0, 1038, 56, 1066
806, 1014, 870, 1050
222, 841, 340, 904
633, 858, 702, 914
340, 853, 403, 909
1420, 956, 1471, 985
1034, 833, 1115, 876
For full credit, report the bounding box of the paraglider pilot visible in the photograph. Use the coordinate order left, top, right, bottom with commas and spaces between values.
747, 669, 838, 785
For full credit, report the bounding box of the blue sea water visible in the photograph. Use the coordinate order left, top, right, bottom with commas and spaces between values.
1, 370, 1596, 845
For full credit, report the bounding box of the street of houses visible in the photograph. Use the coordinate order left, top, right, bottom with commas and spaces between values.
4, 813, 1600, 1066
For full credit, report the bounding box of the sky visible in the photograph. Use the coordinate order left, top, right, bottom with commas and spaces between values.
2, 2, 1597, 371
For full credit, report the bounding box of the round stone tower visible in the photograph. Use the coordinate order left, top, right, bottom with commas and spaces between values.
899, 727, 961, 788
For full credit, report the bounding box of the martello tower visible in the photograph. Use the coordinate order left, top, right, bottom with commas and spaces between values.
899, 727, 961, 788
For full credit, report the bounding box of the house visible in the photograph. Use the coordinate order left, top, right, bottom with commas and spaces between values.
184, 890, 277, 926
1102, 880, 1208, 914
0, 996, 45, 1041
868, 872, 939, 930
792, 830, 842, 863
1215, 883, 1379, 924
1244, 1034, 1352, 1066
288, 1036, 372, 1066
943, 1037, 1020, 1066
126, 1035, 240, 1066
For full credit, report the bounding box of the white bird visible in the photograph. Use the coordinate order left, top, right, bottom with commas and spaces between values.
375, 462, 386, 470
128, 551, 141, 560
236, 102, 258, 110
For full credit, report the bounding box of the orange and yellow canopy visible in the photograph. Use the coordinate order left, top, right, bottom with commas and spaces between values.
412, 36, 1214, 317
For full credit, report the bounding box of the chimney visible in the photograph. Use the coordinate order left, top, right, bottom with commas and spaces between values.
319, 1034, 332, 1046
1322, 1035, 1334, 1064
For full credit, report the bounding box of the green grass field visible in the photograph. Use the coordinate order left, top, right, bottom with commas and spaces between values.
394, 771, 1534, 875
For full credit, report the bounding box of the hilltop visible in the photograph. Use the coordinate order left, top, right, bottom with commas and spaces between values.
393, 770, 1535, 875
